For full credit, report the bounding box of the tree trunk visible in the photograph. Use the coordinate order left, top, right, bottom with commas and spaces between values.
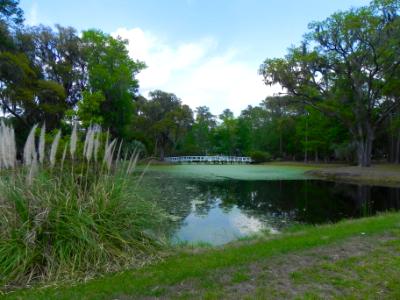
390, 114, 395, 162
396, 130, 400, 164
154, 138, 158, 158
159, 147, 165, 161
356, 128, 374, 167
304, 114, 308, 163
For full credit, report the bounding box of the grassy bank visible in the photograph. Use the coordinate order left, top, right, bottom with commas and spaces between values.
307, 164, 400, 187
5, 212, 400, 299
264, 162, 400, 187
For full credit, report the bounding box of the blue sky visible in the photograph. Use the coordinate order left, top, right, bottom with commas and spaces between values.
20, 0, 370, 115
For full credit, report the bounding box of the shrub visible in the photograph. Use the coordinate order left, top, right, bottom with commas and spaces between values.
0, 122, 168, 288
249, 151, 272, 163
332, 142, 356, 163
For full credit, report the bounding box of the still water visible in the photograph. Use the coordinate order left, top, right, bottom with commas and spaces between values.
141, 170, 400, 245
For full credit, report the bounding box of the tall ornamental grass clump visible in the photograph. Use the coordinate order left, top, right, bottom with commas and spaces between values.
0, 122, 167, 289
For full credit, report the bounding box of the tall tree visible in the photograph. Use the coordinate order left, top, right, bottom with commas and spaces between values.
80, 30, 145, 138
1, 25, 78, 130
192, 106, 216, 154
27, 25, 87, 107
215, 109, 237, 155
260, 0, 400, 166
134, 90, 193, 160
0, 0, 23, 28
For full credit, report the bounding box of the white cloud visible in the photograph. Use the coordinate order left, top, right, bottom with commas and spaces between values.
113, 27, 282, 115
26, 2, 39, 26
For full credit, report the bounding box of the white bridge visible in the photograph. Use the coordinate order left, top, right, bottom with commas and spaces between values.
164, 156, 253, 164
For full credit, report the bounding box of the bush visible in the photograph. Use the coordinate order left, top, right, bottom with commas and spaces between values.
332, 142, 356, 163
0, 123, 168, 288
249, 151, 272, 163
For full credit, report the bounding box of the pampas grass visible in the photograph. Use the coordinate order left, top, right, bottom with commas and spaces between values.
70, 123, 77, 160
0, 122, 16, 169
0, 124, 165, 290
23, 124, 38, 167
49, 130, 61, 168
38, 124, 46, 164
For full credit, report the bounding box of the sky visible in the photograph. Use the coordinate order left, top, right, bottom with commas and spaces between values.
19, 0, 370, 116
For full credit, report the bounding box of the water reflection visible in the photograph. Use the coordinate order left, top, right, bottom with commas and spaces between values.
139, 175, 400, 245
174, 198, 267, 245
190, 180, 400, 224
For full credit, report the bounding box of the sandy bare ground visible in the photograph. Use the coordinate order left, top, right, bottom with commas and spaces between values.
307, 164, 400, 187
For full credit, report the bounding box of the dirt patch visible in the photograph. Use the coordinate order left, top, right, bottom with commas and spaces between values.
222, 233, 396, 299
308, 165, 400, 187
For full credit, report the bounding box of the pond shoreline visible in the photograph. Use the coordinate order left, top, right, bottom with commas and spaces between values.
303, 164, 400, 187
144, 161, 400, 187
4, 163, 400, 298
7, 212, 400, 299
137, 164, 400, 246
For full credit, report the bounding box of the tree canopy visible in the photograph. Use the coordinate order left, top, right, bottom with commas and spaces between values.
259, 0, 400, 166
1, 0, 400, 166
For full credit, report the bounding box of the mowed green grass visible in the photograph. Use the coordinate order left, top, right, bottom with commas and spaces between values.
5, 212, 400, 299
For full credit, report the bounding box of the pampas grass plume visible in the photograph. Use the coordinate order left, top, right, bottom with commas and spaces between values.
50, 131, 61, 168
70, 123, 77, 160
38, 123, 46, 164
0, 122, 17, 169
24, 124, 38, 167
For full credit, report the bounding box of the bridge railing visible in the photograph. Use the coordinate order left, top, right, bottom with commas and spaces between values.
164, 156, 253, 164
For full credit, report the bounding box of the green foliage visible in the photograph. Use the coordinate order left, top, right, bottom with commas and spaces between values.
77, 91, 105, 127
0, 125, 168, 288
259, 1, 400, 166
132, 91, 193, 159
82, 30, 145, 138
181, 106, 216, 155
7, 213, 400, 299
249, 150, 272, 163
0, 0, 24, 27
1, 0, 400, 165
1, 24, 85, 131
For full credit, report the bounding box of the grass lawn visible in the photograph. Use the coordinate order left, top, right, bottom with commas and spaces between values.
4, 212, 400, 299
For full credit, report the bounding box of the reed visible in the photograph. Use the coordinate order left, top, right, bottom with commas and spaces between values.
0, 123, 166, 289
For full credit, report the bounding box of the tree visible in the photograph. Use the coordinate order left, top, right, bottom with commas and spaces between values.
192, 106, 216, 154
235, 117, 252, 155
133, 90, 193, 160
77, 91, 105, 127
81, 30, 145, 138
239, 105, 272, 155
260, 0, 400, 166
27, 25, 87, 107
261, 96, 300, 158
1, 25, 78, 130
0, 0, 28, 126
295, 108, 349, 162
0, 0, 23, 28
219, 108, 234, 122
215, 109, 237, 155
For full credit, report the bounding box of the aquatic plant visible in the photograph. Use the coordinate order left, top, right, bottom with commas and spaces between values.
0, 122, 167, 289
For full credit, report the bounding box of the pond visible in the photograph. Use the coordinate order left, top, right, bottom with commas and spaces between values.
138, 165, 400, 245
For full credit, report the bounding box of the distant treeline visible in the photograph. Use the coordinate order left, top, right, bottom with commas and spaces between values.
1, 0, 400, 166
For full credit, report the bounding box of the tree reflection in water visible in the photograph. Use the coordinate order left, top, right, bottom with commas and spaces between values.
138, 173, 400, 245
